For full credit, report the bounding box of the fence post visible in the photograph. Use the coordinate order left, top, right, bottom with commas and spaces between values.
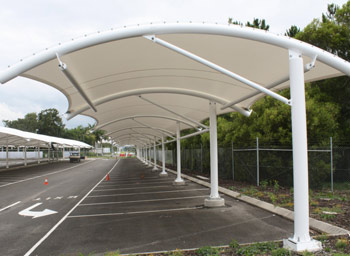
200, 143, 203, 173
256, 137, 259, 186
232, 141, 234, 182
330, 137, 333, 193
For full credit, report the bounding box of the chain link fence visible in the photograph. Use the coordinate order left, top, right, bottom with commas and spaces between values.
152, 137, 350, 190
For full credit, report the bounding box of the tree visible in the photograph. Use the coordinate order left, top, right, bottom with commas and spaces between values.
296, 1, 350, 140
228, 18, 243, 26
246, 18, 270, 30
228, 17, 270, 31
37, 108, 65, 137
3, 112, 38, 132
285, 25, 301, 37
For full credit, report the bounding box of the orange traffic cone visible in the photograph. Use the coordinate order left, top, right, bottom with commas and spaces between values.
106, 174, 110, 181
44, 178, 48, 185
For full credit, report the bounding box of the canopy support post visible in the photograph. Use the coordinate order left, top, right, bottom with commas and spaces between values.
173, 122, 185, 185
152, 139, 159, 171
283, 50, 322, 252
147, 145, 152, 167
6, 138, 9, 169
48, 143, 51, 163
159, 135, 168, 177
37, 142, 40, 164
144, 147, 148, 165
24, 144, 27, 166
205, 102, 225, 207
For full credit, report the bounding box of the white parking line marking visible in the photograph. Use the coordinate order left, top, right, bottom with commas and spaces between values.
103, 177, 173, 182
0, 160, 96, 188
98, 181, 173, 187
88, 188, 208, 198
23, 159, 120, 256
0, 201, 21, 213
68, 206, 203, 218
79, 195, 207, 206
93, 185, 171, 192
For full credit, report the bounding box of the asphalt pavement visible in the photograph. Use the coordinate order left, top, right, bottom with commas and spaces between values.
0, 158, 117, 256
0, 158, 294, 256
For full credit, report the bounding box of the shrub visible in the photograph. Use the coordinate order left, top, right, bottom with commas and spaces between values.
195, 246, 220, 256
229, 239, 240, 249
271, 248, 292, 256
335, 238, 348, 250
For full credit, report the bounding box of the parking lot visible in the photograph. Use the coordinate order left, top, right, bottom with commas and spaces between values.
0, 158, 294, 255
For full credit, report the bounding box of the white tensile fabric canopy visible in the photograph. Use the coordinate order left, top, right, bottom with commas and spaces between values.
1, 22, 350, 252
0, 22, 348, 146
0, 126, 92, 148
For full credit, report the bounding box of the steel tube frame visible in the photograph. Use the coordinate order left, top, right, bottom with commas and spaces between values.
146, 35, 291, 106
94, 114, 199, 131
131, 120, 175, 138
2, 23, 350, 85
221, 59, 316, 110
139, 95, 208, 129
68, 87, 251, 120
283, 50, 322, 252
57, 54, 97, 112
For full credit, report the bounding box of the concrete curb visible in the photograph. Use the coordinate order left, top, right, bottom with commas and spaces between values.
160, 165, 349, 236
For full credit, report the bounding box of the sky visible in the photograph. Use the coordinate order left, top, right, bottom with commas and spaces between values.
0, 0, 348, 129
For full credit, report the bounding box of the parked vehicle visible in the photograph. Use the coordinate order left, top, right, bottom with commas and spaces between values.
69, 152, 81, 163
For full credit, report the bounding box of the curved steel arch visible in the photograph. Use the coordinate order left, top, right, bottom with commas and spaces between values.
67, 87, 251, 120
94, 114, 200, 131
105, 126, 174, 137
1, 22, 349, 84
112, 132, 162, 141
116, 137, 147, 146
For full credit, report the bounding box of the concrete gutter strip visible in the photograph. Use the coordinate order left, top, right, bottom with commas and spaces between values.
163, 166, 350, 236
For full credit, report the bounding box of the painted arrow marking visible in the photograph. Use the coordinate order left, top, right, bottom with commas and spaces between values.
18, 203, 57, 219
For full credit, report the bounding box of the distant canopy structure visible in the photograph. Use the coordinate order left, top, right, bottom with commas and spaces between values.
1, 22, 349, 252
0, 126, 92, 148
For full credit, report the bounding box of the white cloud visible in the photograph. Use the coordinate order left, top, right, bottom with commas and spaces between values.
0, 103, 24, 125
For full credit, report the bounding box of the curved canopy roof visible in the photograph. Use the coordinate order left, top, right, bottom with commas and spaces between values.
0, 127, 92, 148
1, 22, 349, 147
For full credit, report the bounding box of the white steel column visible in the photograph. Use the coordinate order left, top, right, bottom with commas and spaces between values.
24, 145, 27, 166
146, 147, 149, 165
6, 139, 9, 169
283, 50, 322, 252
159, 135, 168, 177
142, 148, 146, 163
173, 122, 185, 185
152, 139, 159, 171
48, 143, 51, 163
147, 145, 153, 167
37, 143, 40, 164
205, 102, 225, 207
